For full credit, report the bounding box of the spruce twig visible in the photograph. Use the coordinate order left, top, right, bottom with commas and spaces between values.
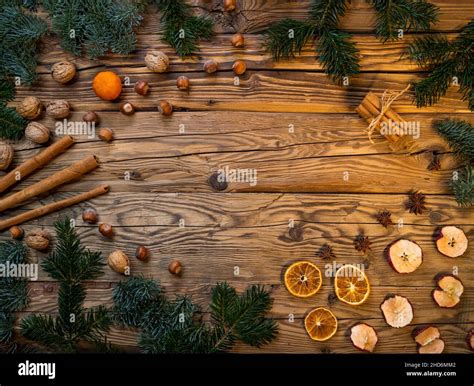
435, 119, 474, 162
452, 165, 474, 207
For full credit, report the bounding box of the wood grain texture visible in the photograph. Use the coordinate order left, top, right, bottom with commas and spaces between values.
3, 1, 474, 354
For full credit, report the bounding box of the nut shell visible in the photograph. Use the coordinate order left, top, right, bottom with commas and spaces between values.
231, 33, 245, 48
145, 50, 169, 73
168, 260, 182, 275
25, 122, 50, 144
83, 111, 100, 124
51, 61, 76, 84
134, 80, 150, 96
9, 226, 24, 240
46, 100, 70, 119
158, 100, 173, 116
233, 60, 247, 75
108, 250, 130, 275
135, 246, 149, 261
99, 223, 114, 237
203, 60, 218, 74
224, 0, 236, 12
0, 143, 14, 170
177, 76, 190, 90
82, 208, 98, 224
25, 229, 50, 251
98, 128, 113, 142
17, 96, 42, 119
120, 102, 135, 116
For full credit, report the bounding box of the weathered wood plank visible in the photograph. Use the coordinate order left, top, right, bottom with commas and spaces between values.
10, 223, 473, 285
10, 192, 474, 227
13, 71, 471, 113
139, 0, 474, 34
0, 140, 461, 193
36, 33, 448, 73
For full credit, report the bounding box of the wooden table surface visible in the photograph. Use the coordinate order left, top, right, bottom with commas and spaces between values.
5, 0, 474, 353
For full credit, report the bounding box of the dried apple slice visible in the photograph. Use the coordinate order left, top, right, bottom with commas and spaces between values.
386, 239, 423, 273
380, 295, 413, 328
432, 274, 464, 308
467, 329, 474, 351
418, 338, 445, 354
412, 326, 440, 346
350, 323, 378, 352
435, 226, 468, 258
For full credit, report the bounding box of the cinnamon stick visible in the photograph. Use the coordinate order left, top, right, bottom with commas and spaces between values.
0, 185, 109, 231
0, 136, 74, 194
0, 154, 98, 213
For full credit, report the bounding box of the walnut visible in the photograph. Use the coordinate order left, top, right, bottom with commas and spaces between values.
46, 100, 70, 119
51, 61, 76, 84
25, 122, 50, 144
145, 50, 169, 73
17, 96, 42, 119
0, 143, 14, 170
25, 229, 50, 251
108, 250, 130, 275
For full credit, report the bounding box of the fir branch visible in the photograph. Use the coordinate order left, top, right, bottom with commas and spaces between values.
317, 29, 359, 83
20, 217, 110, 352
0, 104, 27, 140
452, 165, 474, 207
112, 277, 278, 353
264, 19, 315, 60
311, 0, 349, 29
0, 78, 15, 103
153, 0, 214, 57
435, 119, 474, 162
42, 0, 145, 59
408, 20, 474, 110
371, 0, 439, 42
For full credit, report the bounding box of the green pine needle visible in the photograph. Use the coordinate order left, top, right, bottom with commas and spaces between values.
154, 0, 214, 57
264, 19, 316, 60
112, 278, 278, 353
371, 0, 439, 42
20, 217, 110, 352
452, 165, 474, 207
311, 0, 349, 30
435, 119, 474, 162
408, 20, 474, 110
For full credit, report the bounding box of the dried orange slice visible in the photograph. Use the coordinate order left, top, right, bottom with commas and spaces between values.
334, 264, 370, 306
284, 261, 322, 298
304, 307, 338, 341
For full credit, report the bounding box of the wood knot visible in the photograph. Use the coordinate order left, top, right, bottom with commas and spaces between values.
288, 226, 303, 242
208, 172, 228, 191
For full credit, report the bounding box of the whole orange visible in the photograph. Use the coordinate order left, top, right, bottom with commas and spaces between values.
92, 71, 122, 101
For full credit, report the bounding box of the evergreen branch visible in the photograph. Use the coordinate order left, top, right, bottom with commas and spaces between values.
371, 0, 439, 42
264, 19, 316, 60
316, 29, 360, 83
311, 0, 349, 30
406, 34, 452, 67
153, 0, 215, 57
452, 165, 474, 207
0, 78, 15, 103
435, 119, 474, 162
20, 314, 71, 352
0, 312, 15, 344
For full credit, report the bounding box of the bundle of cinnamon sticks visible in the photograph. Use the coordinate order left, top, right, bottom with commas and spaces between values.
0, 136, 109, 231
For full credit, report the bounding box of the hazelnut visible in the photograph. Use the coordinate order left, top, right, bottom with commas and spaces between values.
51, 61, 76, 84
108, 250, 130, 275
203, 60, 218, 74
233, 60, 247, 75
82, 208, 98, 224
158, 100, 173, 116
98, 127, 114, 142
17, 96, 42, 119
99, 223, 114, 238
0, 144, 14, 170
46, 100, 70, 119
223, 0, 236, 12
120, 102, 135, 115
9, 226, 24, 240
83, 111, 100, 124
231, 33, 244, 48
145, 50, 169, 73
135, 245, 149, 261
168, 260, 182, 275
134, 80, 150, 96
25, 122, 50, 144
176, 76, 190, 90
25, 229, 50, 251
